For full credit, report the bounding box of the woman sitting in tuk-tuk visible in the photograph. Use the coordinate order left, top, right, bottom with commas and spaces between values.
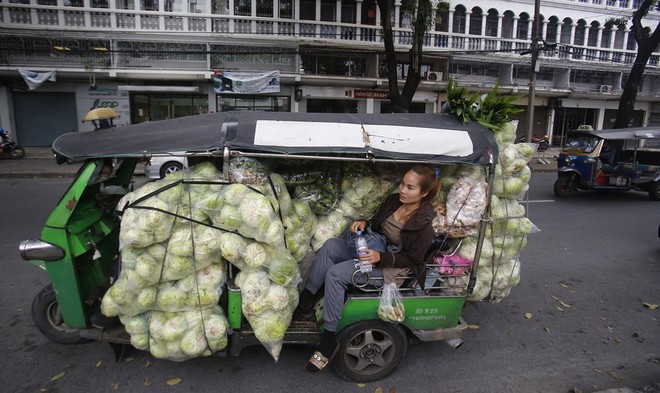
298, 164, 440, 373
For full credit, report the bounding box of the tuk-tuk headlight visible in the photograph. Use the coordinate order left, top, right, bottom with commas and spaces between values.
20, 239, 65, 261
564, 156, 572, 164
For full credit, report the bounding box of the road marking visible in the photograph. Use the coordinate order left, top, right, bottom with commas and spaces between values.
519, 199, 555, 203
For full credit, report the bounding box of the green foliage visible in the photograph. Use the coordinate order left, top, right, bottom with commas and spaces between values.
445, 79, 522, 133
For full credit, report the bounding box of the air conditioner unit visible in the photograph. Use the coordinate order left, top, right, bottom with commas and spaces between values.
427, 71, 443, 81
599, 84, 613, 93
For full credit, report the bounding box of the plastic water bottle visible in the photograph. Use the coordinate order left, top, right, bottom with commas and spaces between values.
356, 230, 372, 273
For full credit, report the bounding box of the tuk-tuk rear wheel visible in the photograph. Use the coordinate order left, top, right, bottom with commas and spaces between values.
553, 177, 574, 197
32, 284, 89, 345
648, 181, 660, 201
334, 320, 407, 383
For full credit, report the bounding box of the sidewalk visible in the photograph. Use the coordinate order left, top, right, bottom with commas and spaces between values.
0, 147, 560, 179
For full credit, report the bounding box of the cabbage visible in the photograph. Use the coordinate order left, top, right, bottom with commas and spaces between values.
467, 266, 493, 301
180, 328, 207, 357
312, 210, 347, 251
516, 143, 535, 162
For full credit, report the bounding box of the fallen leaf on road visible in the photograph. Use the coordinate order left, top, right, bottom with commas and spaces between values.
375, 387, 383, 393
544, 327, 550, 332
607, 371, 624, 381
357, 383, 366, 388
96, 360, 103, 368
606, 325, 615, 332
559, 300, 574, 309
39, 389, 48, 392
145, 361, 152, 368
556, 306, 565, 312
123, 357, 134, 363
648, 358, 659, 364
390, 387, 396, 393
467, 324, 479, 329
572, 388, 583, 393
111, 383, 119, 390
593, 368, 603, 374
50, 372, 65, 382
144, 378, 152, 387
166, 378, 182, 386
642, 302, 659, 310
524, 313, 533, 319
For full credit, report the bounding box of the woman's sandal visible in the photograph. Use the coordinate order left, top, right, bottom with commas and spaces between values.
305, 344, 340, 373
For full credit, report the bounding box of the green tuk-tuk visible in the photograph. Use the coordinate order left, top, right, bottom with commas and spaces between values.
20, 111, 498, 382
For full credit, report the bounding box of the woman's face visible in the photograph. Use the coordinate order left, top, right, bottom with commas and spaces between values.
399, 170, 428, 205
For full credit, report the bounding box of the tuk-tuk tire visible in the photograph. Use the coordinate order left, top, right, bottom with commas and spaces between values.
334, 320, 407, 383
649, 181, 660, 201
31, 284, 89, 345
553, 177, 574, 197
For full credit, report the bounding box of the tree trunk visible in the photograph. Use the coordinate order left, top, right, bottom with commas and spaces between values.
377, 0, 431, 113
613, 0, 660, 129
378, 1, 408, 112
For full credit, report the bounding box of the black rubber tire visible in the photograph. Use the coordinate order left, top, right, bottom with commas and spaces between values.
10, 147, 25, 159
553, 177, 573, 198
334, 320, 407, 383
159, 161, 184, 179
31, 284, 89, 344
648, 181, 660, 201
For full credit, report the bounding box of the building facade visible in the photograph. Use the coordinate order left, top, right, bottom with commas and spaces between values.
0, 0, 658, 146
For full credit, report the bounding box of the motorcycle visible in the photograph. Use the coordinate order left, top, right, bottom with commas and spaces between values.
0, 128, 26, 159
518, 134, 549, 152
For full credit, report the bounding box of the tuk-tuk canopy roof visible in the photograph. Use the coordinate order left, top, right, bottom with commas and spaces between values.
53, 112, 498, 165
593, 127, 660, 140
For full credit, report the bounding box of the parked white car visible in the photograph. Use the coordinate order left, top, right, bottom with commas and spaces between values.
143, 154, 188, 179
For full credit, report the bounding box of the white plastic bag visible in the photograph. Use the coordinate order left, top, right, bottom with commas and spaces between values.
377, 283, 405, 323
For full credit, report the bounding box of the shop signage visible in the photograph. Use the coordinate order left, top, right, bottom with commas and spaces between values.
214, 70, 280, 94
353, 89, 390, 100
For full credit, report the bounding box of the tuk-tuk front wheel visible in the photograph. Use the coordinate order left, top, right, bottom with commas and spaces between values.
554, 176, 574, 198
649, 181, 660, 201
32, 284, 89, 345
334, 320, 407, 383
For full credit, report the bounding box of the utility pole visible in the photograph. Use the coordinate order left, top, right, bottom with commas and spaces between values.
526, 0, 541, 142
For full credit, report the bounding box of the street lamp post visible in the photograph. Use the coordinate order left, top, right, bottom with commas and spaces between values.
526, 0, 541, 142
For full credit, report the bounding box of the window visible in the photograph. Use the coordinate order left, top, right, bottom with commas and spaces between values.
235, 0, 250, 16
320, 0, 335, 22
485, 10, 498, 37
279, 0, 293, 18
469, 8, 483, 35
453, 6, 466, 34
141, 0, 158, 11
218, 96, 290, 112
517, 13, 529, 40
560, 18, 572, 44
574, 20, 587, 46
501, 11, 514, 39
300, 0, 315, 20
257, 0, 273, 17
587, 22, 599, 47
546, 17, 559, 42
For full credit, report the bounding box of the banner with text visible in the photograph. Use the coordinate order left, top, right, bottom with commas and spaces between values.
18, 69, 57, 91
214, 70, 280, 94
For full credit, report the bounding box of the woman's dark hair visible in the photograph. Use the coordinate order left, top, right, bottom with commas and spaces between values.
409, 164, 441, 205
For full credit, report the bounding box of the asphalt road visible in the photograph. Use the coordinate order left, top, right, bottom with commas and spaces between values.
1, 173, 658, 393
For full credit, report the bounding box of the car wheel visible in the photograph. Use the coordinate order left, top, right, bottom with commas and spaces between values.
334, 320, 407, 383
553, 176, 573, 197
32, 285, 89, 344
159, 161, 184, 179
648, 180, 660, 201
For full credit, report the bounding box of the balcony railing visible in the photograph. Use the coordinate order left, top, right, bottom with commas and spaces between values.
1, 2, 658, 72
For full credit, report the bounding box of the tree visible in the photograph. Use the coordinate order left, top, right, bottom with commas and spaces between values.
378, 0, 436, 112
613, 0, 660, 129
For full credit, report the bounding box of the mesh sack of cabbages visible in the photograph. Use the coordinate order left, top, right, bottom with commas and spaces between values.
432, 176, 488, 238
103, 161, 303, 361
101, 162, 233, 361
272, 160, 397, 252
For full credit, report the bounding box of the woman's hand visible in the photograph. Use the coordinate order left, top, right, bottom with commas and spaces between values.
358, 249, 381, 266
350, 220, 367, 234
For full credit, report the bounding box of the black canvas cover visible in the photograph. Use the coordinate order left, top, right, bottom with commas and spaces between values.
53, 111, 498, 165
